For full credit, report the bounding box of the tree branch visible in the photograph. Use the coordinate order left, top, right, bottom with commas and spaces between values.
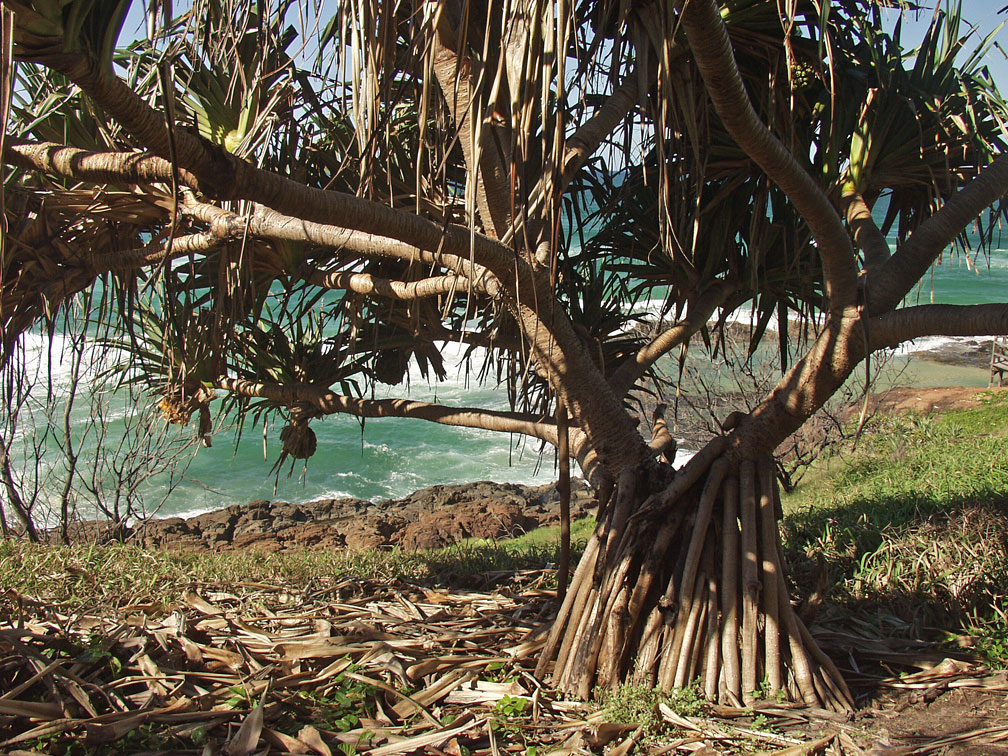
25, 52, 655, 481
89, 231, 221, 271
193, 199, 652, 476
4, 139, 204, 191
608, 280, 737, 397
868, 153, 1008, 314
869, 303, 1008, 351
216, 377, 558, 445
840, 187, 890, 268
305, 271, 477, 300
674, 0, 860, 310
30, 52, 520, 278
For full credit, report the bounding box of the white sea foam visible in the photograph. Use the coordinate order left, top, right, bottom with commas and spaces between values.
891, 334, 994, 356
672, 447, 696, 468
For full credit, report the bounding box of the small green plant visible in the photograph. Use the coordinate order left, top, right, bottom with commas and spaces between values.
599, 681, 705, 740
295, 666, 377, 732
753, 679, 788, 704
225, 685, 253, 710
970, 623, 1008, 669
77, 634, 122, 675
485, 660, 518, 682
495, 694, 528, 719
491, 694, 530, 736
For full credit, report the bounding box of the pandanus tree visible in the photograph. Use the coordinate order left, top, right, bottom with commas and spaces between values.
2, 0, 1008, 708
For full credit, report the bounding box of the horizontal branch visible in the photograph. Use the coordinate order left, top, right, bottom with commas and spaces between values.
89, 231, 220, 271
216, 377, 558, 445
183, 200, 500, 295
869, 153, 1008, 314
305, 271, 474, 300
869, 303, 1008, 352
35, 53, 520, 283
4, 143, 490, 297
4, 139, 203, 191
2, 141, 492, 288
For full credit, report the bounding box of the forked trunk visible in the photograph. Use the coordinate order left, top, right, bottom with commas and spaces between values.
535, 443, 854, 711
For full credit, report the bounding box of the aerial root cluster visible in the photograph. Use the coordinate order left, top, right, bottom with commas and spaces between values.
536, 448, 855, 712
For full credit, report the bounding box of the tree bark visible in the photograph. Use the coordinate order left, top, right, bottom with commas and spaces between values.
536, 443, 854, 710
556, 400, 571, 604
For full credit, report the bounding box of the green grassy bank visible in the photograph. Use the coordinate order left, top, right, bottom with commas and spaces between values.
781, 389, 1008, 667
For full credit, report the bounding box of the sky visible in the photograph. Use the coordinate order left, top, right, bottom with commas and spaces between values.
119, 1, 1006, 89
882, 1, 1007, 86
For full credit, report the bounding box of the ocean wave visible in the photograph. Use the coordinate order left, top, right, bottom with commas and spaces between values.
891, 334, 993, 356
360, 440, 395, 454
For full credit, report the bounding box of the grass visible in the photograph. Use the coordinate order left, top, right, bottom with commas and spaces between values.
0, 516, 597, 614
781, 390, 1008, 666
596, 681, 706, 738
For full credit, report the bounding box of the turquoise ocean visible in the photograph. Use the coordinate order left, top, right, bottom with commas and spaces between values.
11, 233, 1008, 524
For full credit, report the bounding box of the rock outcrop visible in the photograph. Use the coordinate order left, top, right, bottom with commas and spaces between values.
125, 479, 596, 551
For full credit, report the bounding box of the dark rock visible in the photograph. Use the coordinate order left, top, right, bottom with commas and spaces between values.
399, 499, 536, 551
64, 478, 599, 552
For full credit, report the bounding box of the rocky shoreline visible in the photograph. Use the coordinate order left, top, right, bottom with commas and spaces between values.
61, 479, 598, 552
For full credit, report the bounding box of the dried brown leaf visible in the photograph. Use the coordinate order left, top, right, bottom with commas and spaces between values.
224, 690, 266, 756
297, 724, 333, 756
183, 589, 225, 616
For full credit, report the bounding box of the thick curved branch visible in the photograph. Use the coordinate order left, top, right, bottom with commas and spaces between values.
4, 139, 204, 191
729, 312, 866, 460
608, 280, 737, 397
869, 303, 1008, 351
868, 153, 1008, 314
840, 187, 890, 268
31, 52, 519, 278
674, 0, 860, 309
216, 377, 557, 445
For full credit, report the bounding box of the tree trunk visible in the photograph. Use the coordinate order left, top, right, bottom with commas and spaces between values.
537, 319, 866, 708
536, 442, 854, 711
